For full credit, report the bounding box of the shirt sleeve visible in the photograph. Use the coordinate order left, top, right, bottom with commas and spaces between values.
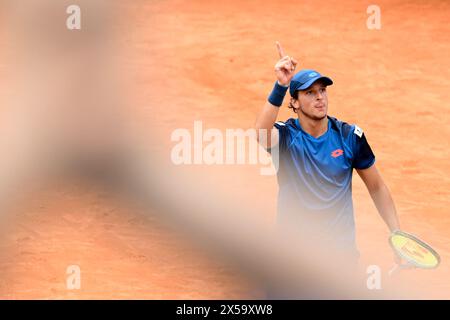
351, 125, 375, 169
268, 121, 288, 154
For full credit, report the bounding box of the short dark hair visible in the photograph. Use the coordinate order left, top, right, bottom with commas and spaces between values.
288, 91, 299, 113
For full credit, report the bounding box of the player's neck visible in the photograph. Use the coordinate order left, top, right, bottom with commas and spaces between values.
297, 114, 328, 138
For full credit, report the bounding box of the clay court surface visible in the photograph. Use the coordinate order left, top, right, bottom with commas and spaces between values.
0, 0, 449, 298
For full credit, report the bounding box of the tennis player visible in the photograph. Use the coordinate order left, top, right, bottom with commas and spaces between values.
255, 42, 401, 261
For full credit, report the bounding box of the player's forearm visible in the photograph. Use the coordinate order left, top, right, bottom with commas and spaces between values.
255, 42, 296, 146
255, 101, 280, 131
369, 184, 401, 232
255, 81, 288, 137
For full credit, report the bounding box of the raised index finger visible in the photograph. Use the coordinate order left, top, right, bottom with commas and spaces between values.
276, 41, 286, 59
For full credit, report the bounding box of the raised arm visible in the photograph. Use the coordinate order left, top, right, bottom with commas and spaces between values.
254, 42, 297, 149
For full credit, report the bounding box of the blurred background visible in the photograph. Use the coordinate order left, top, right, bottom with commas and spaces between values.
0, 0, 448, 299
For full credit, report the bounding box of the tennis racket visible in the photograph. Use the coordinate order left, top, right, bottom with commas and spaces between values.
388, 230, 440, 276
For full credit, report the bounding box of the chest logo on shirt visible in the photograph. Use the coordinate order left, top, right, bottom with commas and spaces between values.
331, 149, 344, 158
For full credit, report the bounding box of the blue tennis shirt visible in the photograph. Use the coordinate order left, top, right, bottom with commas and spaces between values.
271, 116, 375, 255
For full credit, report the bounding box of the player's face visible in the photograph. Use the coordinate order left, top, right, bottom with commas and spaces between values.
296, 81, 328, 121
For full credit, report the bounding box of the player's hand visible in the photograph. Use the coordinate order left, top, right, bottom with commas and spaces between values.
394, 254, 403, 266
274, 41, 298, 86
393, 254, 415, 269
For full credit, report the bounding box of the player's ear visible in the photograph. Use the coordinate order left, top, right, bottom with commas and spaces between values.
289, 97, 300, 113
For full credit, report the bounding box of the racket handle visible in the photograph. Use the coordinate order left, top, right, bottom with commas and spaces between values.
389, 263, 415, 276
388, 264, 399, 276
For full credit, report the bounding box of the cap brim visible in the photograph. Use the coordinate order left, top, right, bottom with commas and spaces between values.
298, 76, 333, 90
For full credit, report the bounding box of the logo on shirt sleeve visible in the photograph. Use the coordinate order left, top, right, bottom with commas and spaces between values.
354, 125, 363, 138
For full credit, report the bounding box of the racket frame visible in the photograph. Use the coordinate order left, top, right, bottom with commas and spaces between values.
389, 230, 440, 269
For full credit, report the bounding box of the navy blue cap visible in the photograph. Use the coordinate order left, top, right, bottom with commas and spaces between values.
289, 69, 333, 97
